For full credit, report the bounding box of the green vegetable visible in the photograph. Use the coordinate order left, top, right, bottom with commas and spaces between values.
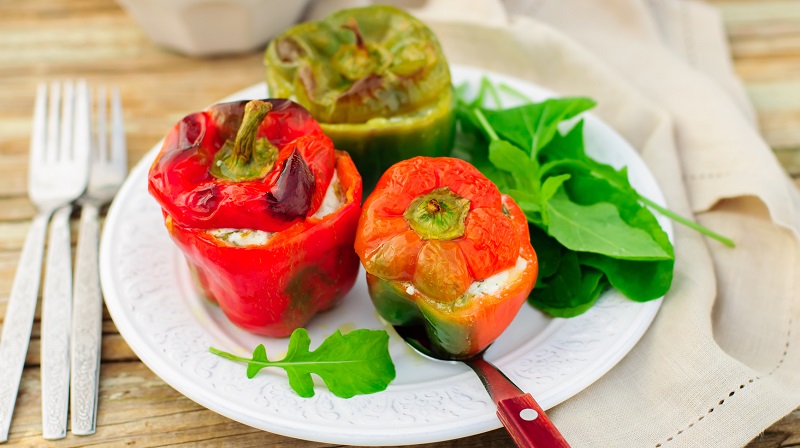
481, 98, 597, 156
452, 78, 732, 317
545, 195, 671, 260
209, 328, 396, 398
264, 5, 456, 193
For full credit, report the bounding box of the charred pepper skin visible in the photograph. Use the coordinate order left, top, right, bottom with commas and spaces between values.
354, 157, 538, 359
264, 5, 455, 193
148, 99, 363, 337
148, 99, 335, 233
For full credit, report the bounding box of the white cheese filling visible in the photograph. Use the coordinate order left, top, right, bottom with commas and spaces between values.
312, 171, 342, 219
400, 255, 528, 300
208, 228, 274, 247
466, 256, 528, 297
208, 172, 343, 247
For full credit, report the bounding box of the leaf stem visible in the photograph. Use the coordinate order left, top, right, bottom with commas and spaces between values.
499, 82, 534, 103
473, 108, 499, 141
468, 78, 488, 108
208, 347, 251, 363
638, 195, 735, 247
208, 347, 362, 366
454, 82, 470, 103
482, 76, 503, 108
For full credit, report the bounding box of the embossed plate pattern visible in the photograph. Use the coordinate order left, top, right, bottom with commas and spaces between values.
100, 66, 672, 446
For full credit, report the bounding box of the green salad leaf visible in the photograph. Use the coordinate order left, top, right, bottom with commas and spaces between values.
209, 328, 396, 398
482, 98, 597, 156
453, 77, 732, 317
545, 195, 672, 260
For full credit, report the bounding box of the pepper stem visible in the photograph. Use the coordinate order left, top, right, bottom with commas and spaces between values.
404, 187, 470, 241
342, 17, 366, 50
210, 100, 279, 182
233, 100, 272, 164
426, 200, 442, 215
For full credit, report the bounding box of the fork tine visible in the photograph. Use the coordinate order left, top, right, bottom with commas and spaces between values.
74, 79, 91, 167
110, 86, 127, 170
46, 81, 61, 162
58, 81, 74, 162
29, 83, 48, 164
95, 85, 107, 163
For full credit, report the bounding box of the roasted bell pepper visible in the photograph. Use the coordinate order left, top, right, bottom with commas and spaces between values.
148, 99, 363, 337
354, 157, 538, 359
264, 5, 455, 192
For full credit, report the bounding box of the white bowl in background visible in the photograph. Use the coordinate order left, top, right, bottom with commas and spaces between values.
117, 0, 311, 56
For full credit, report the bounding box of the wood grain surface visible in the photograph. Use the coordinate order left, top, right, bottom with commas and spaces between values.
0, 0, 798, 447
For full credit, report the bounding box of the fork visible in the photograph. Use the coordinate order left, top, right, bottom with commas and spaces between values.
70, 86, 127, 436
0, 80, 91, 442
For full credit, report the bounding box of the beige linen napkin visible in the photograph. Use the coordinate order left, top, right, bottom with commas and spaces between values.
308, 1, 800, 446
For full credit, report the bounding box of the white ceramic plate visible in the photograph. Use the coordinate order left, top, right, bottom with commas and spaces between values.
100, 66, 672, 446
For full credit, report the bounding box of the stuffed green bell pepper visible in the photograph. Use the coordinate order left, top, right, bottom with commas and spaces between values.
264, 5, 455, 193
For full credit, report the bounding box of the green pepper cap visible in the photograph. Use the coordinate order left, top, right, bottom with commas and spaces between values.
265, 5, 451, 124
404, 187, 470, 240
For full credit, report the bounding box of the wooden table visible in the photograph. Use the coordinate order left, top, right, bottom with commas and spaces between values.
0, 1, 797, 446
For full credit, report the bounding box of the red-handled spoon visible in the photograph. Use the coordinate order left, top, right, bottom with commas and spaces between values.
393, 324, 571, 448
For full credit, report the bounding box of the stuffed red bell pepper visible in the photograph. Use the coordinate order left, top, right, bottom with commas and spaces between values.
148, 99, 362, 337
354, 157, 538, 359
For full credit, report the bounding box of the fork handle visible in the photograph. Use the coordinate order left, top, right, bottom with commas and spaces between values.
41, 205, 73, 440
0, 211, 51, 443
497, 393, 571, 448
70, 203, 102, 436
467, 357, 571, 448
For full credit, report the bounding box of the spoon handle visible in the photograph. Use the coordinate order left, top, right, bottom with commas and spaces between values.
466, 357, 570, 448
497, 393, 571, 448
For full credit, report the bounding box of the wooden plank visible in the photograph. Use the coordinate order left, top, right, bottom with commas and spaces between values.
711, 1, 800, 25
746, 409, 800, 447
776, 147, 800, 177
747, 82, 800, 111
0, 153, 31, 197
755, 112, 800, 151
4, 361, 514, 447
708, 1, 800, 156
0, 221, 31, 251
733, 58, 800, 83
24, 333, 137, 367
0, 252, 26, 299
0, 197, 36, 222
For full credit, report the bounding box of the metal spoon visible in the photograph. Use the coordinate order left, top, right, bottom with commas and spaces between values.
393, 324, 571, 448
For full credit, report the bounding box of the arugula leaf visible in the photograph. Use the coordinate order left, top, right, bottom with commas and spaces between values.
481, 98, 596, 156
209, 328, 396, 399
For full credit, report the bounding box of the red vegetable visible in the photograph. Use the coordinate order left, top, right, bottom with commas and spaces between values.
148, 99, 362, 336
354, 157, 538, 358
